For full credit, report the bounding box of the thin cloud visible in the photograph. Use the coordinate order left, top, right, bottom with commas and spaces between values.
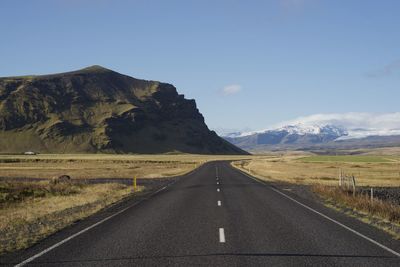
213, 127, 253, 136
366, 60, 400, 78
278, 112, 400, 129
273, 112, 400, 138
238, 112, 400, 138
222, 84, 241, 96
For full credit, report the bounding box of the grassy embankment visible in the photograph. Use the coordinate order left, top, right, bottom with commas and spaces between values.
233, 154, 400, 238
0, 153, 254, 254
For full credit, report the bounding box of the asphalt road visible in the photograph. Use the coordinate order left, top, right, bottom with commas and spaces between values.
2, 161, 400, 266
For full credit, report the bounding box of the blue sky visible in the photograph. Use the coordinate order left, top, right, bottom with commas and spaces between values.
1, 0, 399, 133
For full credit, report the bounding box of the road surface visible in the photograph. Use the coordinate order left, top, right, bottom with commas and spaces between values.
2, 161, 400, 266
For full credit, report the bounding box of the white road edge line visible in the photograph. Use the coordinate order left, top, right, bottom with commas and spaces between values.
218, 200, 221, 206
14, 179, 178, 267
217, 188, 220, 192
240, 170, 400, 258
219, 228, 226, 243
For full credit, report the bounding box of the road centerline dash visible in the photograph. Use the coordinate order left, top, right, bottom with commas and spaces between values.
219, 228, 226, 243
217, 200, 221, 206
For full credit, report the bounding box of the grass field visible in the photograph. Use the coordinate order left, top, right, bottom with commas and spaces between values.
1, 152, 398, 186
0, 154, 255, 180
0, 180, 138, 254
233, 154, 400, 187
300, 155, 397, 163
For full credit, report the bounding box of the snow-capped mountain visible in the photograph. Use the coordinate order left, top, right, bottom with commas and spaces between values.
225, 124, 347, 139
221, 113, 400, 151
227, 124, 348, 138
222, 124, 400, 151
223, 124, 348, 150
261, 124, 347, 137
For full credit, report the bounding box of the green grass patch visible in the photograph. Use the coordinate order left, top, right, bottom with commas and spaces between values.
299, 155, 393, 163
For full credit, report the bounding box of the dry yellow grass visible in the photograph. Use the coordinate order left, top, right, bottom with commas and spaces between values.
312, 185, 400, 239
313, 185, 400, 223
233, 155, 400, 187
0, 181, 139, 254
0, 154, 255, 179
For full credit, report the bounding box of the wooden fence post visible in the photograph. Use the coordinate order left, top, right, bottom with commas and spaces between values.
371, 188, 374, 202
351, 175, 356, 197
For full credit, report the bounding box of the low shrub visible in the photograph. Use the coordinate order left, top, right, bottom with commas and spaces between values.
0, 181, 82, 204
312, 185, 400, 224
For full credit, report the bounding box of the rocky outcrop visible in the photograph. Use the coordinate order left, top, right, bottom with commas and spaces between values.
0, 66, 247, 154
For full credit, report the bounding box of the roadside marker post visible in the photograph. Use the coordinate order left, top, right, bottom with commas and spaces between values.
133, 176, 137, 192
351, 175, 356, 197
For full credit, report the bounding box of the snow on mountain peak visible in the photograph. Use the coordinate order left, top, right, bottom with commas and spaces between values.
285, 124, 346, 136
234, 124, 347, 138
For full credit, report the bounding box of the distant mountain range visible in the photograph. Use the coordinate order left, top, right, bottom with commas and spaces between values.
222, 124, 400, 152
0, 65, 247, 154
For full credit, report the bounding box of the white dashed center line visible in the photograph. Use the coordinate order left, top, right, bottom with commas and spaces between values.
217, 188, 220, 192
217, 200, 221, 206
219, 228, 226, 243
217, 181, 219, 185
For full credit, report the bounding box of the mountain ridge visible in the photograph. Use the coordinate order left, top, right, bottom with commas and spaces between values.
222, 123, 400, 152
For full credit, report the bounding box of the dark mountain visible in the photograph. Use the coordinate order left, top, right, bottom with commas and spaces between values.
0, 65, 247, 154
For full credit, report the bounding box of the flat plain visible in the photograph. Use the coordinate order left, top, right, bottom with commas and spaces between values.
0, 154, 256, 179
234, 154, 400, 187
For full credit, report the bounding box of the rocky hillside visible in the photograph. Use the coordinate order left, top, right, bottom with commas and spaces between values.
0, 66, 247, 154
